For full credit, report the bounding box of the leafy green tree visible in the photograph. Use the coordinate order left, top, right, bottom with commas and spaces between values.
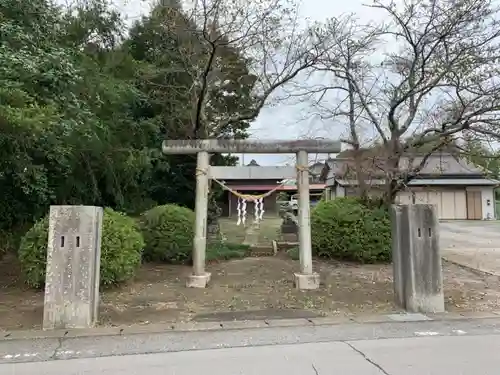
124, 2, 256, 211
0, 0, 153, 227
0, 0, 83, 227
0, 0, 327, 243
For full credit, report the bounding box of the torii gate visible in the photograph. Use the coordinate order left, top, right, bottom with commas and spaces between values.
162, 139, 341, 290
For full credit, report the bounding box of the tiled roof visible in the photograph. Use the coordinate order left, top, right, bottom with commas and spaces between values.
225, 184, 326, 191
325, 153, 484, 178
335, 178, 499, 186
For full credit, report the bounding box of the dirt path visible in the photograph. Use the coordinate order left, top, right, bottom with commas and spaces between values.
1, 253, 499, 330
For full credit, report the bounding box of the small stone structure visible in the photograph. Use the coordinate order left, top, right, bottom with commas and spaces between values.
206, 220, 220, 241
391, 204, 445, 313
280, 208, 299, 243
281, 212, 298, 234
162, 139, 341, 290
43, 205, 103, 330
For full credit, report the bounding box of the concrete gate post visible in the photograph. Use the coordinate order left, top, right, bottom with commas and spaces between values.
187, 150, 212, 288
390, 204, 445, 313
293, 150, 320, 290
43, 205, 103, 330
162, 140, 342, 290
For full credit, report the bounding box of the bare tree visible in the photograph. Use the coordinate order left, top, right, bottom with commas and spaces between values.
307, 0, 500, 203
158, 0, 329, 138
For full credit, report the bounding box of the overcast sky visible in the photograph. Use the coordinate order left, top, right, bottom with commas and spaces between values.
105, 0, 384, 165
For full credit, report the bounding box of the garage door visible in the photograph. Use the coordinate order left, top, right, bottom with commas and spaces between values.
395, 190, 467, 219
442, 191, 467, 219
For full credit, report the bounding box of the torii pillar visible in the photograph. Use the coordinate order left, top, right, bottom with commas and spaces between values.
162, 139, 341, 290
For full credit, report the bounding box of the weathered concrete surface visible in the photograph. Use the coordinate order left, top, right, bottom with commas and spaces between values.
2, 316, 500, 365
296, 149, 314, 281
3, 331, 500, 374
391, 205, 444, 313
350, 334, 500, 375
2, 341, 384, 374
209, 166, 296, 180
0, 338, 60, 363
190, 151, 210, 286
162, 139, 342, 154
192, 308, 320, 322
44, 206, 103, 330
293, 272, 321, 290
440, 220, 500, 276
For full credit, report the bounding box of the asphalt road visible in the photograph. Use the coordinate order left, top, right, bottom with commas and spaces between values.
2, 317, 500, 374
440, 220, 500, 275
2, 334, 500, 375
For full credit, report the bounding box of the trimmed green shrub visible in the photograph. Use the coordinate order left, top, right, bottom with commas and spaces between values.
18, 218, 49, 286
100, 209, 144, 285
140, 204, 195, 263
18, 208, 144, 288
311, 197, 392, 263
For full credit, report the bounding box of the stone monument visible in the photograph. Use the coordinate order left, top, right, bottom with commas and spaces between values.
43, 205, 103, 330
391, 204, 445, 313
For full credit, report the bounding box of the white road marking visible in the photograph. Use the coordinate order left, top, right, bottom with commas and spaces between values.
414, 331, 440, 336
3, 353, 39, 359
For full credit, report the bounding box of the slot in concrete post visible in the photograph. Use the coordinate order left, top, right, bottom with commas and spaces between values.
43, 205, 103, 330
293, 150, 320, 290
391, 204, 445, 313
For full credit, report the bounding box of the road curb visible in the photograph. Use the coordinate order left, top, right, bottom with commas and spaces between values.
2, 312, 500, 342
3, 315, 500, 365
442, 256, 500, 277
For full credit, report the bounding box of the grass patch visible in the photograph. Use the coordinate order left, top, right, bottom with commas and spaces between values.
218, 217, 282, 245
286, 246, 300, 260
206, 242, 251, 262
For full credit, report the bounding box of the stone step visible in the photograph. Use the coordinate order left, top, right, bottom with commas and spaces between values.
275, 241, 299, 251
248, 246, 275, 257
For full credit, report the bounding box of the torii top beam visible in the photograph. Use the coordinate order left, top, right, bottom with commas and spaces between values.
162, 139, 341, 154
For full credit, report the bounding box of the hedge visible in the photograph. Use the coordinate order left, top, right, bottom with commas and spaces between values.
18, 208, 144, 288
140, 204, 195, 263
311, 197, 392, 263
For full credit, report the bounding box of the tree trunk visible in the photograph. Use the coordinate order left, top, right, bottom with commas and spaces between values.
385, 178, 399, 206
384, 153, 400, 206
353, 151, 369, 199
